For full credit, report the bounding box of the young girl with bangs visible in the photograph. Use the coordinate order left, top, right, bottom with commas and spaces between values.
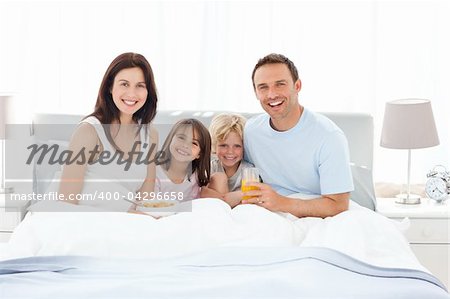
154, 118, 213, 201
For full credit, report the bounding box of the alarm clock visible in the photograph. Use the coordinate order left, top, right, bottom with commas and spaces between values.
425, 165, 450, 203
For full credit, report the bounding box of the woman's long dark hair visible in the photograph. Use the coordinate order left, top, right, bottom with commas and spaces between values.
159, 119, 211, 187
87, 52, 158, 150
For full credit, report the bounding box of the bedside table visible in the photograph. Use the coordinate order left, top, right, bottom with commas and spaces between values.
376, 197, 449, 288
0, 193, 30, 242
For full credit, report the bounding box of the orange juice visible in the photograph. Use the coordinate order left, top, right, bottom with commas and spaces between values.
241, 179, 260, 200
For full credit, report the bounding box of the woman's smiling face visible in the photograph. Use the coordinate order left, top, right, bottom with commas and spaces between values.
111, 67, 148, 118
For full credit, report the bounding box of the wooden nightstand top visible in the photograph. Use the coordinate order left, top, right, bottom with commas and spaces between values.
376, 197, 450, 219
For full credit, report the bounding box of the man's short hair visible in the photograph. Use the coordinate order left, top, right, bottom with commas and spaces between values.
251, 53, 299, 89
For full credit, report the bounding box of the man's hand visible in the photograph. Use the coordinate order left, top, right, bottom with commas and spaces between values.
241, 182, 350, 218
241, 182, 289, 212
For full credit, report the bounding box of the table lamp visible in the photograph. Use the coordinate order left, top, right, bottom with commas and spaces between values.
380, 99, 439, 204
0, 95, 14, 194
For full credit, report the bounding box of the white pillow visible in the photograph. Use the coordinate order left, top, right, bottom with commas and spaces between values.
350, 164, 376, 210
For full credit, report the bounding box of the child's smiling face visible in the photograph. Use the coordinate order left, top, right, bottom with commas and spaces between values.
169, 126, 201, 163
215, 131, 243, 171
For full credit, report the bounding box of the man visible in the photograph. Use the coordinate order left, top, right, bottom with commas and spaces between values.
243, 53, 354, 218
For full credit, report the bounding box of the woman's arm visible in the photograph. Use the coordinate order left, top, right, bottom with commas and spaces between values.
58, 123, 99, 204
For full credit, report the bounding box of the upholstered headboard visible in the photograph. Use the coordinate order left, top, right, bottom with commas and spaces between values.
31, 110, 375, 210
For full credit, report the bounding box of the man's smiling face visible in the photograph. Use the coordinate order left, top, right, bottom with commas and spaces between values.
253, 63, 301, 124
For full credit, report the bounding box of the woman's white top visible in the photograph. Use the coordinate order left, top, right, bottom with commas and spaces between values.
49, 116, 151, 211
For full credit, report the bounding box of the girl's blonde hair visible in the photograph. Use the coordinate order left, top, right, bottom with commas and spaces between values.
209, 113, 247, 154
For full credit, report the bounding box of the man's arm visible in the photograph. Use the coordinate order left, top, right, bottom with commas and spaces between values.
241, 182, 349, 218
286, 192, 349, 218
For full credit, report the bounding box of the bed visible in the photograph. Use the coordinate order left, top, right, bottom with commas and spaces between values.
0, 111, 448, 298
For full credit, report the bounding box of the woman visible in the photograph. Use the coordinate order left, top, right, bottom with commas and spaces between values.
57, 52, 159, 211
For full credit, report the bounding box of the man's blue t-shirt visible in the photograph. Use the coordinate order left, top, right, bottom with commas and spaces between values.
244, 108, 354, 197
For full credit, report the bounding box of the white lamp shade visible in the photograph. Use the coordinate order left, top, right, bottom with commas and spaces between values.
380, 99, 439, 149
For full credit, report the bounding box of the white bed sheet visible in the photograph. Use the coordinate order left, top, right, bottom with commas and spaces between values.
0, 197, 424, 273
0, 242, 8, 256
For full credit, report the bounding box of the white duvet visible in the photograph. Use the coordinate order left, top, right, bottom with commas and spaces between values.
0, 197, 425, 272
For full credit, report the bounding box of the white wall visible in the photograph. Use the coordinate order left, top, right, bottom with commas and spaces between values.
0, 0, 448, 184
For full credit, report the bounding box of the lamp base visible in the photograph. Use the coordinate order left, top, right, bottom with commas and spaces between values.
0, 186, 14, 194
395, 193, 421, 205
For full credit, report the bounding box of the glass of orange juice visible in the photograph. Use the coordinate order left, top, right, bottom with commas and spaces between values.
241, 167, 260, 200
